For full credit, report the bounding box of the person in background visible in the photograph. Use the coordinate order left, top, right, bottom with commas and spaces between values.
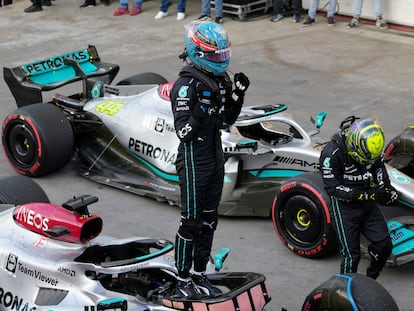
270, 0, 302, 23
24, 0, 50, 12
302, 0, 337, 26
1, 0, 13, 7
170, 21, 249, 297
79, 0, 110, 8
155, 0, 187, 20
113, 0, 142, 16
347, 0, 388, 29
319, 116, 398, 279
198, 0, 223, 24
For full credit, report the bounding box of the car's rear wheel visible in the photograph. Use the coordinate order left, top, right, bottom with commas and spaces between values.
117, 72, 168, 85
0, 175, 49, 204
272, 172, 337, 258
2, 103, 75, 177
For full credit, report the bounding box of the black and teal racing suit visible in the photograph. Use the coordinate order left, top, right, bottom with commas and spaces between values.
170, 66, 243, 278
319, 132, 393, 279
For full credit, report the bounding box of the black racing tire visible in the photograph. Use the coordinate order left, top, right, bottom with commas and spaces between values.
302, 273, 399, 311
272, 171, 337, 258
2, 103, 75, 177
116, 72, 168, 85
0, 175, 49, 204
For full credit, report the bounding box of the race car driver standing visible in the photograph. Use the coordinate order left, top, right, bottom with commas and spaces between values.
319, 117, 398, 279
170, 21, 249, 298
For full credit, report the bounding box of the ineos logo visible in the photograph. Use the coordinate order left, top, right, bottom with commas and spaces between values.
14, 206, 49, 231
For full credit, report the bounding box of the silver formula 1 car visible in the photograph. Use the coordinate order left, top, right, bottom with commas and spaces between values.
0, 175, 271, 311
2, 45, 328, 218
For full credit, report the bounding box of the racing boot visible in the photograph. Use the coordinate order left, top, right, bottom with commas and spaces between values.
192, 273, 222, 297
171, 277, 204, 299
366, 239, 392, 279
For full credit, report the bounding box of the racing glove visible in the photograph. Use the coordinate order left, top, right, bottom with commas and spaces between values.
233, 72, 250, 98
375, 187, 399, 205
355, 187, 399, 205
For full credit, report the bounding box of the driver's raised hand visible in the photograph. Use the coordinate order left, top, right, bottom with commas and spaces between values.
233, 72, 250, 96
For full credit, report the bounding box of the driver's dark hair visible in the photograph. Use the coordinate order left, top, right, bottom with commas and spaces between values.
178, 49, 188, 60
339, 116, 360, 137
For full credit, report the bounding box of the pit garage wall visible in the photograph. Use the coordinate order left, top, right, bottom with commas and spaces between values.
302, 0, 414, 27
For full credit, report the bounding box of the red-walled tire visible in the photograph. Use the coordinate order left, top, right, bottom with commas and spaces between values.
2, 103, 74, 177
272, 172, 337, 258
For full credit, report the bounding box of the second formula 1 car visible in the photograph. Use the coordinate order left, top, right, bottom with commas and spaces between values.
0, 175, 271, 311
0, 175, 399, 311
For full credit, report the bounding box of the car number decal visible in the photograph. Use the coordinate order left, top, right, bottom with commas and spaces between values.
95, 100, 125, 116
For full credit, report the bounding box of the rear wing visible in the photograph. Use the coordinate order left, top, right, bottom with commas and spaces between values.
3, 45, 119, 108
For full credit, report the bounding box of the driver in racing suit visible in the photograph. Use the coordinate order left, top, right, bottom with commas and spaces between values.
170, 21, 249, 298
319, 116, 398, 279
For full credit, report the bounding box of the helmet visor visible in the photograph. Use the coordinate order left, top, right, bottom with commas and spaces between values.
200, 48, 231, 63
362, 126, 384, 160
347, 120, 384, 164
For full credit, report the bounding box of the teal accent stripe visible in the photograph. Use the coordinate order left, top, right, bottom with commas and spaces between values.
239, 105, 287, 121
248, 170, 305, 178
98, 297, 126, 305
190, 143, 196, 218
182, 238, 186, 271
396, 199, 414, 209
182, 142, 196, 218
224, 176, 232, 183
135, 243, 173, 261
332, 198, 353, 273
128, 151, 179, 182
184, 143, 190, 216
263, 105, 287, 115
176, 236, 186, 271
237, 139, 257, 145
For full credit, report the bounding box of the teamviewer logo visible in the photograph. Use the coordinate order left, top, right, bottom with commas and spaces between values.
6, 253, 18, 273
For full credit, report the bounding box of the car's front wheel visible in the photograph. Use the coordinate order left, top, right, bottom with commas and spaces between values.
272, 172, 337, 258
